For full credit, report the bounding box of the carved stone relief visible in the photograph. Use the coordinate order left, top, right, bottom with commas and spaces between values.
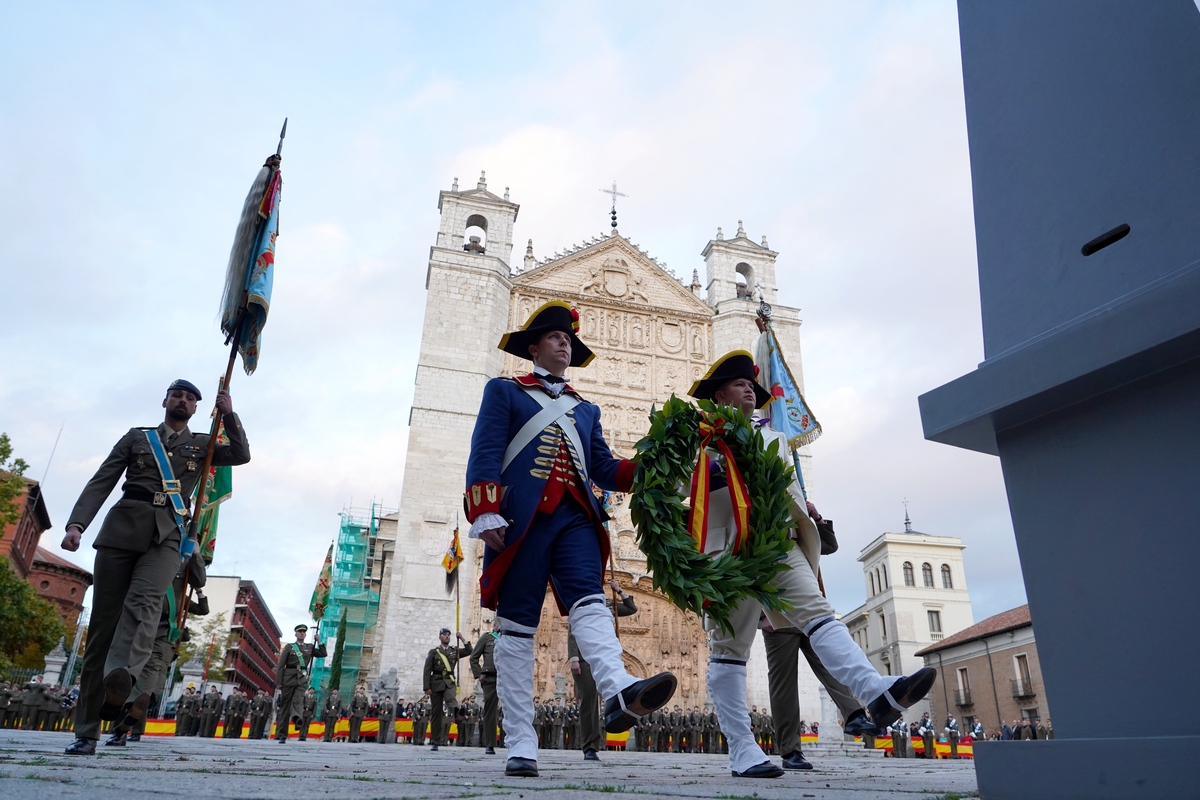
659, 320, 684, 354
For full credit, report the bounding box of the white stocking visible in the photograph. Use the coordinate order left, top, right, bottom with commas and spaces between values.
707, 660, 765, 773
493, 618, 537, 760
568, 597, 637, 700
805, 617, 893, 705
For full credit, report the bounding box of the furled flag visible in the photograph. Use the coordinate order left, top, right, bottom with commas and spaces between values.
219, 127, 284, 375
309, 542, 334, 622
755, 327, 822, 450
442, 525, 463, 593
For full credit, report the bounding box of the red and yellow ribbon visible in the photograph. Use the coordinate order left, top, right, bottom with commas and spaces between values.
687, 415, 752, 554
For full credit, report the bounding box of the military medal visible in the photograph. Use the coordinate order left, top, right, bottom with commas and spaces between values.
137, 457, 147, 470
187, 460, 198, 472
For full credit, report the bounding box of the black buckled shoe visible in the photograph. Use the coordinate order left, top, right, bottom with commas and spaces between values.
603, 672, 677, 733
484, 746, 496, 754
583, 748, 600, 761
505, 756, 538, 777
732, 760, 785, 778
103, 667, 133, 709
104, 731, 128, 747
65, 737, 97, 755
781, 750, 813, 770
867, 668, 937, 730
842, 709, 880, 737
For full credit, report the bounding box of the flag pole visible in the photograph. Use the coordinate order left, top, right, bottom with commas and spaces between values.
454, 513, 461, 686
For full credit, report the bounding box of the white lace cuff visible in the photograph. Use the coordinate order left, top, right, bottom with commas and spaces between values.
468, 513, 507, 539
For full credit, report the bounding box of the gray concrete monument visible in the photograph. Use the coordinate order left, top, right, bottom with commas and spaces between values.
920, 3, 1200, 797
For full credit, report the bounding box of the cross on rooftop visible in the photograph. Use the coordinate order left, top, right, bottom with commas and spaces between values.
600, 181, 627, 230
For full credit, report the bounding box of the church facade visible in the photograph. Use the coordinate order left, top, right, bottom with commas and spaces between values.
370, 173, 819, 717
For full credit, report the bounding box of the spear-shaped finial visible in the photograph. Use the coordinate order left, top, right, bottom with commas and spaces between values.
276, 117, 288, 157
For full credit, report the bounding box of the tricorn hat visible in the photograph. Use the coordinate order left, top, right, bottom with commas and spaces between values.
497, 300, 594, 368
167, 379, 203, 401
294, 624, 308, 633
688, 350, 771, 408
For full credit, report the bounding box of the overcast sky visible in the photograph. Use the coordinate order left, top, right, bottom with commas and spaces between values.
0, 1, 1027, 642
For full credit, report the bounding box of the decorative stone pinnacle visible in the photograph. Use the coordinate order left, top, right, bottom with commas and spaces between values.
478, 171, 487, 190
504, 186, 510, 201
451, 177, 459, 192
737, 220, 746, 237
716, 226, 724, 241
761, 235, 769, 247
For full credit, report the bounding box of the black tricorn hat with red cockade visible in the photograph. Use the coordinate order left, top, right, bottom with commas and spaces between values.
497, 300, 595, 368
689, 350, 772, 408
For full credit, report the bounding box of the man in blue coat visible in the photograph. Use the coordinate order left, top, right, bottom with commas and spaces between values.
465, 300, 677, 777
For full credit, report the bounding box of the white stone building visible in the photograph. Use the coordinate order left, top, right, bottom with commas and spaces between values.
369, 172, 819, 717
842, 512, 975, 721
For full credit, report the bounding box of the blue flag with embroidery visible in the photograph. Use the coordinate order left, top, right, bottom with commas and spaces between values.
757, 329, 821, 450
220, 159, 282, 375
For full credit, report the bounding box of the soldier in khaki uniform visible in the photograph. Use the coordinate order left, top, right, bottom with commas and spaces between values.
298, 687, 318, 740
377, 694, 396, 744
423, 627, 471, 751
322, 689, 343, 742
469, 619, 500, 754
274, 624, 326, 743
62, 380, 250, 755
348, 686, 369, 742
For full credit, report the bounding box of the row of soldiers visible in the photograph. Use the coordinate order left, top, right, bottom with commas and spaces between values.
173, 685, 276, 739
0, 679, 77, 732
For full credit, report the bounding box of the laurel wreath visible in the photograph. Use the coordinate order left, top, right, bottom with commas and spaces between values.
629, 395, 796, 632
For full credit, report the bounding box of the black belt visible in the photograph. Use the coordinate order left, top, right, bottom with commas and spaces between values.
124, 488, 171, 507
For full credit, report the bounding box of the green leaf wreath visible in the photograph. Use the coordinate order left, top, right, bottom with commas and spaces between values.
629, 395, 796, 632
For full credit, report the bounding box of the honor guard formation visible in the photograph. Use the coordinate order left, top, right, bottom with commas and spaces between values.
24, 302, 957, 779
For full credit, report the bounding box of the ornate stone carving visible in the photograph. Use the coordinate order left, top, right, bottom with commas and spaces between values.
659, 320, 684, 354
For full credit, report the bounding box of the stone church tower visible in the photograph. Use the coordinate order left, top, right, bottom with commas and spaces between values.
371, 175, 818, 719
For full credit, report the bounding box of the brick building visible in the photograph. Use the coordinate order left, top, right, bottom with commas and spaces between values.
1, 477, 52, 579
28, 546, 92, 626
205, 576, 282, 694
915, 604, 1051, 736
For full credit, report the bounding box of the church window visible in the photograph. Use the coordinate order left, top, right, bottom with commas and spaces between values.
941, 564, 954, 589
869, 572, 876, 596
882, 563, 889, 589
903, 562, 915, 586
878, 611, 888, 642
922, 562, 935, 587
464, 214, 488, 253
928, 610, 942, 634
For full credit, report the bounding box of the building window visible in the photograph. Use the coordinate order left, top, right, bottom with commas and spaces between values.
869, 572, 876, 596
941, 564, 954, 589
903, 562, 915, 586
1012, 653, 1035, 697
882, 563, 889, 589
956, 667, 972, 706
928, 610, 942, 635
878, 612, 888, 642
922, 563, 934, 587
70, 587, 77, 596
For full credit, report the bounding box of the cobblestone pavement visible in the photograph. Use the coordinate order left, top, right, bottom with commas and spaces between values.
0, 731, 978, 799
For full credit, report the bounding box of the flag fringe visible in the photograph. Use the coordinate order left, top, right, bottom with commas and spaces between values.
220, 165, 272, 335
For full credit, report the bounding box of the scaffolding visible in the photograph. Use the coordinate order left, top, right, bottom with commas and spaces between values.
310, 502, 393, 695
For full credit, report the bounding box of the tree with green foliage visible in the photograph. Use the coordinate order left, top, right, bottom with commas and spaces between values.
327, 609, 347, 694
174, 611, 232, 682
0, 433, 30, 536
0, 555, 67, 677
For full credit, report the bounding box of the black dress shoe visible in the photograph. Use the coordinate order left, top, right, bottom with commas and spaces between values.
732, 760, 785, 778
603, 672, 678, 733
103, 667, 133, 708
430, 743, 439, 751
104, 732, 128, 747
65, 737, 97, 755
842, 709, 880, 737
867, 668, 937, 730
583, 748, 600, 761
127, 733, 141, 743
484, 746, 495, 754
781, 750, 813, 770
505, 756, 538, 777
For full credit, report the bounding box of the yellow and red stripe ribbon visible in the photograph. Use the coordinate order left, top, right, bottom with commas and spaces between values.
687, 414, 752, 554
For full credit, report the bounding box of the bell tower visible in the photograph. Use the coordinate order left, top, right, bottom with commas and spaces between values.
373, 172, 518, 691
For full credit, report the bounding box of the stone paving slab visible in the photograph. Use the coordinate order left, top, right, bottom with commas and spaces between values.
0, 731, 979, 800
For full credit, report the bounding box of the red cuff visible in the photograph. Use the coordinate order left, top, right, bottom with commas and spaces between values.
615, 460, 636, 493
465, 481, 502, 522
